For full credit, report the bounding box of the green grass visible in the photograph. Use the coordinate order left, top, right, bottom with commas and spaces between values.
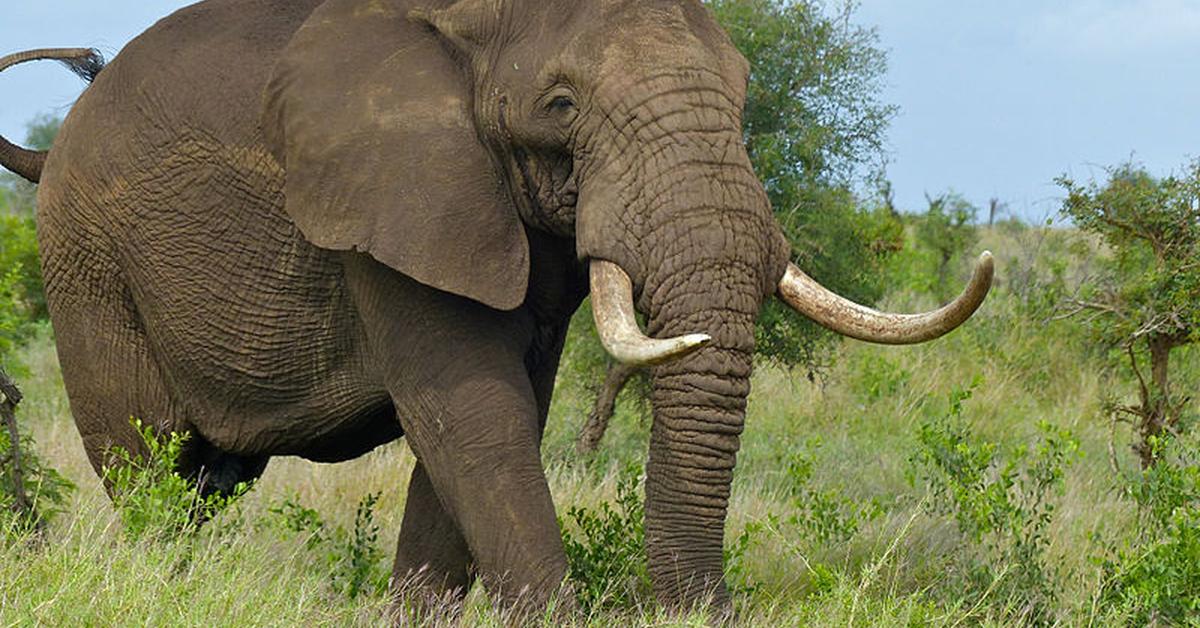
2, 226, 1196, 625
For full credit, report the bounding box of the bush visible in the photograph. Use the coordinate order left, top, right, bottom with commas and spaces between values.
0, 379, 73, 537
0, 214, 45, 364
104, 419, 247, 541
1095, 432, 1200, 624
265, 492, 389, 600
1057, 160, 1200, 466
559, 464, 651, 611
909, 383, 1080, 624
780, 439, 882, 545
916, 192, 979, 296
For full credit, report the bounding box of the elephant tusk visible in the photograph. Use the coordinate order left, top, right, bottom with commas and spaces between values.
777, 251, 994, 345
589, 260, 711, 366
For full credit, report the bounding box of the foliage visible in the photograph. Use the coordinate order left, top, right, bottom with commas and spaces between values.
0, 213, 47, 327
780, 438, 882, 545
265, 492, 390, 600
1057, 160, 1200, 465
915, 192, 979, 300
0, 398, 73, 536
559, 464, 651, 612
103, 419, 247, 541
909, 383, 1080, 624
709, 0, 894, 186
1094, 432, 1200, 624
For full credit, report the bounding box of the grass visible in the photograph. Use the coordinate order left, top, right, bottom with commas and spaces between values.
1, 226, 1196, 625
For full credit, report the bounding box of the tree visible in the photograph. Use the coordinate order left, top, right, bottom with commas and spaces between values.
576, 0, 901, 451
916, 191, 978, 301
1056, 161, 1200, 467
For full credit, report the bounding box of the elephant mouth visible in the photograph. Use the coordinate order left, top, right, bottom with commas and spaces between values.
511, 148, 578, 236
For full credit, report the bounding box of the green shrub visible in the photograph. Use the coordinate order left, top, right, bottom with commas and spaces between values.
915, 192, 979, 300
0, 400, 73, 537
1094, 432, 1200, 624
781, 439, 882, 545
0, 213, 46, 326
103, 419, 247, 541
909, 383, 1080, 624
559, 463, 651, 611
1057, 160, 1200, 466
264, 492, 389, 600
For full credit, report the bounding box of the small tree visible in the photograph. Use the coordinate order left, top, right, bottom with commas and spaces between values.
0, 114, 72, 534
916, 191, 978, 301
1056, 161, 1200, 467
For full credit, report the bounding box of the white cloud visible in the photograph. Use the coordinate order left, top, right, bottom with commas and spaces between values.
1023, 0, 1200, 56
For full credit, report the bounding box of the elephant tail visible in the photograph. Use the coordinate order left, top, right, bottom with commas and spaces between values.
0, 48, 105, 183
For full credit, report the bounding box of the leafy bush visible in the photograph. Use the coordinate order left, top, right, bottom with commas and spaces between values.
915, 192, 979, 298
265, 492, 389, 600
909, 383, 1080, 623
103, 419, 247, 541
1094, 432, 1200, 624
852, 353, 911, 403
0, 389, 73, 536
0, 215, 45, 365
559, 464, 651, 611
781, 439, 882, 545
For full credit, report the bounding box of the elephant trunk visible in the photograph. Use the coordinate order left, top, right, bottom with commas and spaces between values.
575, 89, 786, 608
642, 270, 759, 608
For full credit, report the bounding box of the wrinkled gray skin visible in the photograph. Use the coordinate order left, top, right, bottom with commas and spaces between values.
28, 0, 791, 612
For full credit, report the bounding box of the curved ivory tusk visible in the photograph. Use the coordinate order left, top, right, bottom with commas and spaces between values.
778, 251, 994, 345
590, 260, 711, 366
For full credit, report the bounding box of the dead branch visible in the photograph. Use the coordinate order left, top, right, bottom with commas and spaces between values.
0, 367, 37, 526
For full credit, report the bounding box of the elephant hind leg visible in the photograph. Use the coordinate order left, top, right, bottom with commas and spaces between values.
41, 242, 214, 494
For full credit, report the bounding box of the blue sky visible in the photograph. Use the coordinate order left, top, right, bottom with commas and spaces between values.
2, 1, 1198, 222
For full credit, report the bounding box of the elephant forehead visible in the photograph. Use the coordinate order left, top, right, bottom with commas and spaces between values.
588, 3, 745, 99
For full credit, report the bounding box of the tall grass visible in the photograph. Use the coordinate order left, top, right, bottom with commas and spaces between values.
1, 226, 1195, 625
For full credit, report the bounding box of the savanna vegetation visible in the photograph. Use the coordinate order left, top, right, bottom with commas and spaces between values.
2, 1, 1198, 626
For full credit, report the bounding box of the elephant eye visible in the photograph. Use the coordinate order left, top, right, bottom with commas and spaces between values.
548, 95, 576, 113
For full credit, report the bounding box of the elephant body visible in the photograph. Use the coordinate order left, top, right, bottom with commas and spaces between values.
11, 0, 991, 613
42, 0, 585, 598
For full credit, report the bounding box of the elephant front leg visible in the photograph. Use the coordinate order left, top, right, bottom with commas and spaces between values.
343, 257, 569, 613
395, 371, 570, 612
391, 461, 474, 603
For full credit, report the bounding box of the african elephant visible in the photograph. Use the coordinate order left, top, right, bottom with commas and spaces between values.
1, 0, 992, 613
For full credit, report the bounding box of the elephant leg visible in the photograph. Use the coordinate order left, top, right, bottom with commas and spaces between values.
391, 461, 474, 601
42, 246, 180, 480
43, 247, 265, 499
390, 319, 570, 603
344, 256, 568, 611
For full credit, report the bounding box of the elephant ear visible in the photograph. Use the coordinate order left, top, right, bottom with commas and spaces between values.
262, 0, 528, 311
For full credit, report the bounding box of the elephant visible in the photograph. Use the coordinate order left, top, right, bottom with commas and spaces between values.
0, 0, 993, 613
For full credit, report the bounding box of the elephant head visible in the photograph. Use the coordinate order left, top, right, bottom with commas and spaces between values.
263, 0, 991, 609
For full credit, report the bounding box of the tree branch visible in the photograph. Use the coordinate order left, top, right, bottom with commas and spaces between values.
0, 368, 37, 526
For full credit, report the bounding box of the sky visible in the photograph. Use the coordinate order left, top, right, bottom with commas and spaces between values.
2, 1, 1199, 223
